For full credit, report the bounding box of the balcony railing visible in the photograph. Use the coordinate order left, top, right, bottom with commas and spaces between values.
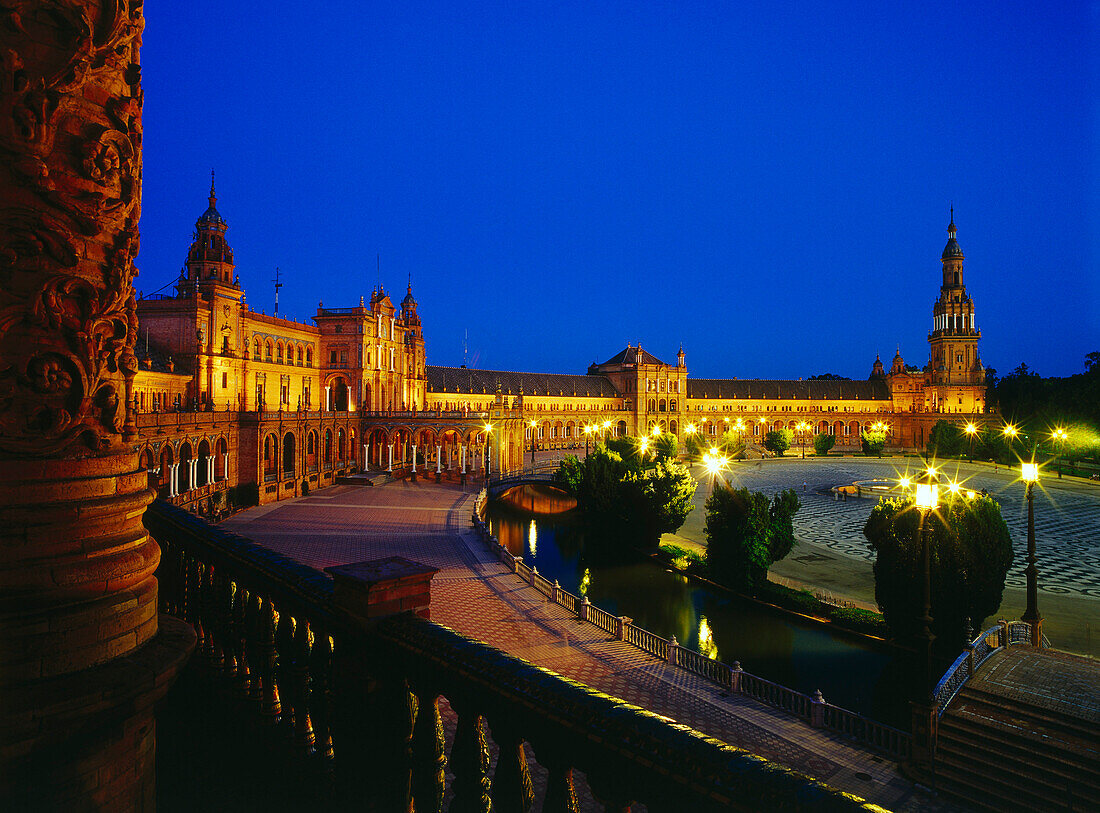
146, 501, 876, 811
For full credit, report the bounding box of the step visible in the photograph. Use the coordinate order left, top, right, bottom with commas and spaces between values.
939, 711, 1100, 782
934, 755, 1092, 813
936, 725, 1100, 806
959, 686, 1098, 742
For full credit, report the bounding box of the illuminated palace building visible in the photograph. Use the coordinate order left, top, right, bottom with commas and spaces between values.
133, 189, 988, 506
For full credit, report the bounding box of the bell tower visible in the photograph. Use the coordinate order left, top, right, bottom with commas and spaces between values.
179, 170, 239, 296
928, 209, 982, 386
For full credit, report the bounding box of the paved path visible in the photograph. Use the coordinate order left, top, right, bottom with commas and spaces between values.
666, 457, 1100, 656
222, 479, 960, 812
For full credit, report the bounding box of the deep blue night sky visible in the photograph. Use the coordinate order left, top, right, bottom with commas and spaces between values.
137, 2, 1097, 380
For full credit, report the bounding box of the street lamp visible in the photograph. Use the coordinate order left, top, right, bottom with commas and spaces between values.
483, 422, 493, 481
1020, 463, 1043, 646
602, 419, 612, 443
964, 422, 977, 463
584, 423, 593, 457
797, 421, 810, 459
528, 419, 538, 467
913, 480, 939, 705
705, 453, 730, 494
1051, 428, 1067, 479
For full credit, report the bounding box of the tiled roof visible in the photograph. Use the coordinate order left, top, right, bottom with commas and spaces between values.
599, 345, 668, 367
687, 378, 891, 400
427, 365, 619, 397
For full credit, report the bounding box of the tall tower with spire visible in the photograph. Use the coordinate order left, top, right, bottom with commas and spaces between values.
926, 210, 985, 412
180, 170, 238, 294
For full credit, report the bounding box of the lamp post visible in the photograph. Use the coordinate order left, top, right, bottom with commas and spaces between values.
910, 478, 940, 779
529, 419, 538, 468
602, 419, 612, 443
1051, 428, 1067, 479
797, 421, 810, 459
584, 424, 593, 458
1020, 463, 1043, 646
705, 453, 729, 494
483, 422, 492, 482
964, 422, 977, 463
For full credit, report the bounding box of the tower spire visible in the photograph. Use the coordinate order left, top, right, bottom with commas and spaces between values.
209, 169, 216, 205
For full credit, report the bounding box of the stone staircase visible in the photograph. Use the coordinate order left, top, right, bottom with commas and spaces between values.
935, 683, 1100, 812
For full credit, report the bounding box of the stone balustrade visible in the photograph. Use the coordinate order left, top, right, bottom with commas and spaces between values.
146, 501, 881, 810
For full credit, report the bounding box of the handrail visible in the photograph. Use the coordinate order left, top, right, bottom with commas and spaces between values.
472, 512, 911, 761
146, 500, 879, 811
934, 621, 1051, 714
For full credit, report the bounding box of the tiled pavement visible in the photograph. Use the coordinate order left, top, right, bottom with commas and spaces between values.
222, 480, 968, 812
968, 647, 1100, 723
713, 458, 1100, 598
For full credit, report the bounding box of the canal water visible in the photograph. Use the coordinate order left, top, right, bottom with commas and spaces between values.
486, 484, 920, 729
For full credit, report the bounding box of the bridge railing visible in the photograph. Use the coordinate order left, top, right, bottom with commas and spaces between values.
934, 620, 1050, 714
146, 501, 878, 811
470, 510, 911, 762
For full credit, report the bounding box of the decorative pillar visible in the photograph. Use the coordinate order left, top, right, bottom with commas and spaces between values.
435, 445, 442, 473
167, 464, 177, 497
411, 444, 417, 481
188, 459, 197, 492
0, 5, 193, 807
387, 444, 393, 473
362, 443, 368, 472
223, 452, 229, 481
325, 385, 331, 411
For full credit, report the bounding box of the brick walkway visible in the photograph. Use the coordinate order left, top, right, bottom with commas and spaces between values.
222, 480, 964, 811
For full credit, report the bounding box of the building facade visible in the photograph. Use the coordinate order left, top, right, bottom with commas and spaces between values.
132, 191, 989, 506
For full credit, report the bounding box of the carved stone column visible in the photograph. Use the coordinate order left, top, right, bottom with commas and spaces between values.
0, 3, 193, 809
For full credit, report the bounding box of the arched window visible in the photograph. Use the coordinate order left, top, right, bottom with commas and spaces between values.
306, 430, 318, 471
324, 430, 333, 466
306, 347, 313, 367
283, 432, 295, 475
253, 337, 260, 358
297, 346, 303, 365
276, 343, 283, 364
197, 439, 211, 487
337, 428, 346, 462
265, 340, 273, 362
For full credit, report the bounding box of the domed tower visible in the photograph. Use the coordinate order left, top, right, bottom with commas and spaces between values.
398, 277, 427, 408
179, 171, 238, 294
928, 209, 982, 386
870, 354, 885, 378
890, 347, 905, 375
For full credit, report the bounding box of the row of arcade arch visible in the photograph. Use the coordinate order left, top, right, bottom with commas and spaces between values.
139, 437, 230, 497
261, 426, 358, 480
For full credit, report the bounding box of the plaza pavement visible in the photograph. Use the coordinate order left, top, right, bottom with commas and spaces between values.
221, 479, 961, 812
665, 456, 1100, 658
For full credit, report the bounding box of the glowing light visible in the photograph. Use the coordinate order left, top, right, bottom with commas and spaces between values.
899, 476, 912, 490
651, 425, 661, 437
914, 484, 938, 511
528, 520, 537, 557
705, 455, 728, 476
965, 423, 978, 435
966, 490, 977, 499
484, 422, 493, 434
578, 567, 591, 597
947, 481, 961, 495
639, 437, 649, 453
1002, 424, 1018, 438
1052, 428, 1068, 441
925, 466, 938, 480
1021, 463, 1039, 483
698, 616, 719, 660
686, 424, 696, 434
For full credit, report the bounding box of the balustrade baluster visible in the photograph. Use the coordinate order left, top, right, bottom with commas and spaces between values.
291, 619, 317, 758
245, 593, 265, 707
187, 557, 205, 652
258, 597, 283, 725
410, 687, 446, 813
231, 583, 252, 700
214, 569, 236, 683
490, 729, 533, 813
542, 764, 579, 813
202, 566, 225, 674
448, 703, 491, 813
309, 629, 335, 777
274, 609, 296, 740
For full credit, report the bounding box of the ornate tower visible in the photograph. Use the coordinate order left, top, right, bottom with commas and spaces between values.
400, 278, 427, 408
180, 171, 238, 294
928, 210, 983, 386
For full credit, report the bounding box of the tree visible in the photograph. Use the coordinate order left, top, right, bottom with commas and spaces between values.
621, 459, 696, 549
812, 432, 836, 456
684, 431, 707, 460
809, 373, 850, 380
651, 431, 678, 462
860, 428, 886, 456
704, 486, 801, 593
552, 454, 585, 495
715, 430, 746, 459
863, 493, 1014, 652
926, 420, 963, 457
763, 428, 792, 456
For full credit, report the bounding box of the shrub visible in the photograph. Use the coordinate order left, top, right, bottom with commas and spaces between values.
763, 428, 793, 456
813, 432, 836, 456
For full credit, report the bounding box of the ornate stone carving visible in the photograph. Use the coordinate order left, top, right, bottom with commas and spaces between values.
0, 0, 145, 455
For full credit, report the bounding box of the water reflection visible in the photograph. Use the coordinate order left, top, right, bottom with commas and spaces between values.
487, 484, 915, 727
